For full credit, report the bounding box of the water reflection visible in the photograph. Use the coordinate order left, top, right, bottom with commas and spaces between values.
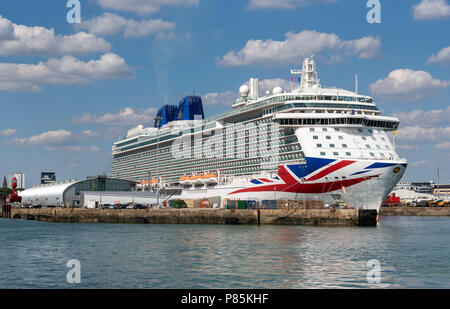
0, 216, 449, 288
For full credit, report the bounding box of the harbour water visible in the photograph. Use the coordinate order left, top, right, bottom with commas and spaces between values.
0, 216, 449, 289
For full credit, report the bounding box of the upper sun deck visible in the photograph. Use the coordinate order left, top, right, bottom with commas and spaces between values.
114, 56, 383, 147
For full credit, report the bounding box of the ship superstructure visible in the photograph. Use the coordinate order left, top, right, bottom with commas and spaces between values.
111, 57, 407, 210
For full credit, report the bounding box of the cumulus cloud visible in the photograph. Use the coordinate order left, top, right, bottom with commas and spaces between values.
437, 141, 450, 149
370, 69, 450, 101
394, 106, 450, 151
0, 129, 16, 136
202, 91, 237, 106
247, 0, 338, 10
202, 78, 292, 106
413, 0, 450, 20
428, 46, 450, 65
44, 146, 101, 152
257, 78, 292, 93
218, 30, 380, 67
97, 0, 199, 15
410, 160, 428, 167
396, 126, 450, 142
10, 130, 72, 146
74, 107, 158, 126
396, 106, 450, 127
0, 15, 110, 56
77, 13, 176, 38
7, 129, 103, 152
0, 53, 133, 92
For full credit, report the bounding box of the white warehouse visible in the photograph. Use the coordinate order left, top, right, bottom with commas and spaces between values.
19, 176, 137, 207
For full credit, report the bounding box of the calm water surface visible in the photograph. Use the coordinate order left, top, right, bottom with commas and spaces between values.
0, 216, 449, 288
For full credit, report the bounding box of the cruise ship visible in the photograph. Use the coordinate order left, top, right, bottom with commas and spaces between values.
111, 57, 407, 210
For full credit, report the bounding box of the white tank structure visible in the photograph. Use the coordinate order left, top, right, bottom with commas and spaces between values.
239, 85, 250, 98
272, 86, 283, 95
19, 176, 137, 207
19, 181, 78, 207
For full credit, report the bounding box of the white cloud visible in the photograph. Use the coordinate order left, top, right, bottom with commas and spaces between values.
411, 160, 428, 167
77, 13, 176, 38
247, 0, 338, 10
257, 78, 293, 93
370, 69, 450, 101
396, 106, 450, 127
0, 129, 16, 136
395, 106, 450, 151
413, 0, 450, 20
0, 15, 110, 56
97, 0, 199, 15
8, 129, 103, 152
202, 78, 292, 106
396, 144, 421, 151
202, 91, 237, 106
81, 130, 99, 137
74, 107, 158, 126
44, 146, 101, 152
437, 141, 450, 149
10, 130, 72, 146
396, 126, 450, 142
428, 46, 450, 65
341, 36, 381, 59
218, 30, 380, 67
0, 53, 133, 92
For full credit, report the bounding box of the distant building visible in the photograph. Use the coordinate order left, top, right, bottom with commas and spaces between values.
411, 181, 434, 194
433, 185, 450, 197
9, 173, 25, 189
2, 176, 7, 189
41, 172, 56, 185
394, 182, 412, 191
20, 175, 137, 207
393, 181, 434, 195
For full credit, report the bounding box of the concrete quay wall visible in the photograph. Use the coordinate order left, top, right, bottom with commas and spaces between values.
8, 208, 378, 226
379, 207, 450, 217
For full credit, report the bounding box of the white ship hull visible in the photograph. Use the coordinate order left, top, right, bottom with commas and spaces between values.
174, 157, 407, 211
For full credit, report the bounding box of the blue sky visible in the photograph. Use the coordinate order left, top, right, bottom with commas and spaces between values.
0, 0, 449, 187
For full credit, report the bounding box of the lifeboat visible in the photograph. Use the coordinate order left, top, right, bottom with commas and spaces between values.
203, 173, 218, 185
192, 175, 204, 186
179, 176, 193, 186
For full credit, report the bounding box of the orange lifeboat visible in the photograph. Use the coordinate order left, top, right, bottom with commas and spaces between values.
179, 176, 192, 186
202, 173, 218, 185
192, 175, 204, 186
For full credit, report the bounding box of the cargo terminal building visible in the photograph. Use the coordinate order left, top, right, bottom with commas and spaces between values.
19, 176, 137, 207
